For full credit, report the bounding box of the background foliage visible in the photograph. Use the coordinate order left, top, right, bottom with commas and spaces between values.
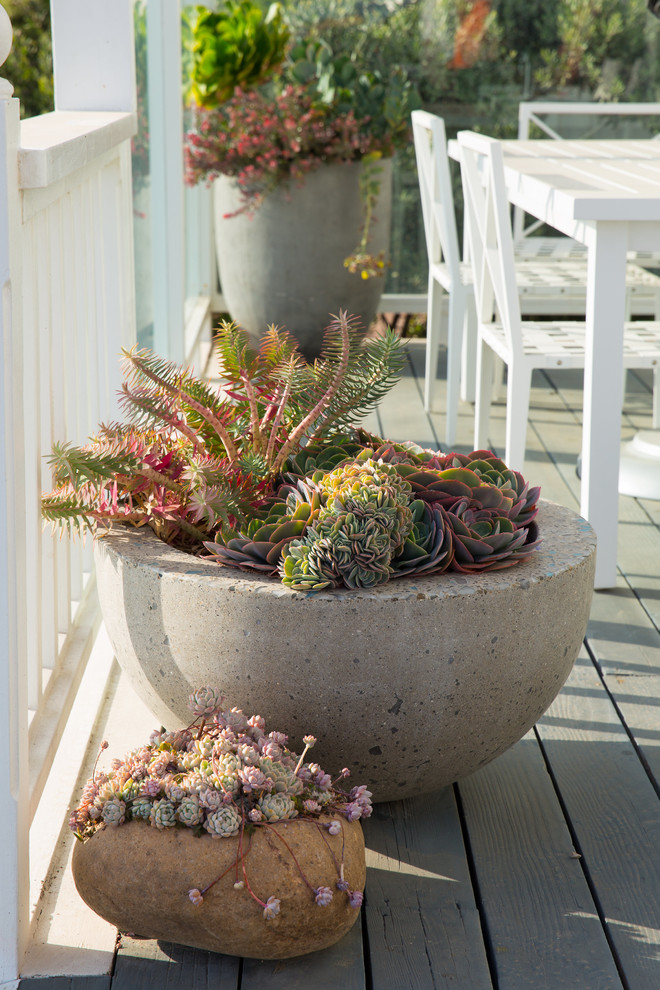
4, 0, 53, 118
6, 0, 660, 295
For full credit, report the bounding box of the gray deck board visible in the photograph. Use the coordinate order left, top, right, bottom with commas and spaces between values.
537, 654, 660, 989
112, 936, 240, 989
363, 789, 493, 989
241, 923, 365, 989
20, 336, 660, 989
458, 733, 624, 990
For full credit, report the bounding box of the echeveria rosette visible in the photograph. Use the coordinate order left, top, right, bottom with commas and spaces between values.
442, 450, 541, 527
390, 500, 454, 579
281, 432, 382, 484
393, 464, 485, 511
279, 504, 396, 591
363, 441, 448, 471
313, 510, 394, 590
203, 483, 322, 574
446, 495, 541, 574
315, 458, 414, 551
278, 535, 343, 591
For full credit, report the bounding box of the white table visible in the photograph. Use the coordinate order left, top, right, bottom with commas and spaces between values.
452, 138, 660, 589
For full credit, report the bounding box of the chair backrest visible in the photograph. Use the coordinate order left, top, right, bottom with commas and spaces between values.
517, 101, 660, 141
457, 130, 523, 358
515, 101, 660, 239
411, 110, 463, 285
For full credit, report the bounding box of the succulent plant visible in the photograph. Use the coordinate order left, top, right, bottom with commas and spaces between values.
203, 482, 322, 574
71, 687, 369, 921
315, 457, 414, 550
257, 792, 299, 822
204, 805, 243, 837
447, 495, 540, 574
42, 314, 404, 553
442, 450, 541, 527
188, 1, 290, 109
390, 500, 454, 578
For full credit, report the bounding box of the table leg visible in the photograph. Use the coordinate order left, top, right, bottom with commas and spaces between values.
581, 222, 627, 589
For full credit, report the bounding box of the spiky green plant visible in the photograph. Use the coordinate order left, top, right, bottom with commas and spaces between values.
41, 312, 405, 551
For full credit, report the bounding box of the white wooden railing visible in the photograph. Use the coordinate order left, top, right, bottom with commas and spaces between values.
0, 4, 136, 984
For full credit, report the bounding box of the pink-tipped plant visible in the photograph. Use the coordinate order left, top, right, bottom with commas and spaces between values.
41, 312, 404, 553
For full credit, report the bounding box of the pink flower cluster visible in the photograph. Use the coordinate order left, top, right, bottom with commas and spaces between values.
185, 83, 396, 215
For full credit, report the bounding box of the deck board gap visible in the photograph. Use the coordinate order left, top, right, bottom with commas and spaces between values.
452, 783, 499, 990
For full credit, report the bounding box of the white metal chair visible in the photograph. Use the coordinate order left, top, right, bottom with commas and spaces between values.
411, 110, 660, 447
457, 128, 660, 472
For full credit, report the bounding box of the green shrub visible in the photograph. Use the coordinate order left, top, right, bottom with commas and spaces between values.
4, 0, 53, 118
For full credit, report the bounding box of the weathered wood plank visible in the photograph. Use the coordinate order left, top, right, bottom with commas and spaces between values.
362, 788, 493, 990
585, 583, 660, 789
536, 653, 660, 989
240, 920, 365, 990
112, 936, 240, 990
19, 979, 110, 990
458, 732, 624, 990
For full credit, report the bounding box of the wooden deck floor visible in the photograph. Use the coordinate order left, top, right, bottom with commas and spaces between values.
20, 338, 660, 990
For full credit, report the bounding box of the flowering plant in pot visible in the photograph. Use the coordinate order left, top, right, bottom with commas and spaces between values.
41, 314, 595, 801
184, 1, 420, 355
71, 685, 370, 959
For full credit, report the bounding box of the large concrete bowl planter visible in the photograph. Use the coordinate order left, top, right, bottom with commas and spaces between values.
214, 159, 392, 360
95, 500, 596, 803
72, 816, 366, 959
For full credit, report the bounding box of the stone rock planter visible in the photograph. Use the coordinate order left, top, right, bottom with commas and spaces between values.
214, 159, 392, 359
95, 500, 596, 803
72, 816, 365, 959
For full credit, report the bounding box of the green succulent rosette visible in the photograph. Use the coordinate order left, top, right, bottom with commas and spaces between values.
314, 457, 414, 551
281, 431, 383, 484
390, 500, 454, 578
203, 483, 321, 573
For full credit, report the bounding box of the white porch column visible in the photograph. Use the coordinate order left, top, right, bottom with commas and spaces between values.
50, 0, 136, 112
0, 5, 29, 984
146, 0, 185, 362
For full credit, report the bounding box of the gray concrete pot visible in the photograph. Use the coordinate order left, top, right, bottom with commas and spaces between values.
94, 500, 596, 803
214, 159, 392, 359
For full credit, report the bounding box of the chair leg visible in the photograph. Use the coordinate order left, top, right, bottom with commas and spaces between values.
491, 355, 506, 402
445, 287, 466, 446
460, 292, 477, 404
505, 363, 532, 472
424, 276, 445, 413
474, 339, 495, 453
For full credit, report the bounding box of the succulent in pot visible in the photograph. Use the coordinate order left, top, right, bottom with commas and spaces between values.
71, 686, 369, 958
183, 1, 421, 354
40, 314, 596, 802
41, 312, 541, 587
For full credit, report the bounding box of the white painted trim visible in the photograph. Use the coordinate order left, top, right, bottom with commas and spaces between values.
380, 292, 427, 313
0, 93, 29, 986
19, 111, 136, 189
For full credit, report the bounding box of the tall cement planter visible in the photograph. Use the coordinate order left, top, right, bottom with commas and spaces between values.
214, 159, 392, 359
95, 501, 596, 803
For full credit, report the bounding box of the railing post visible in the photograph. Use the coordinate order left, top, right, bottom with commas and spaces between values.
50, 0, 136, 112
0, 4, 29, 984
